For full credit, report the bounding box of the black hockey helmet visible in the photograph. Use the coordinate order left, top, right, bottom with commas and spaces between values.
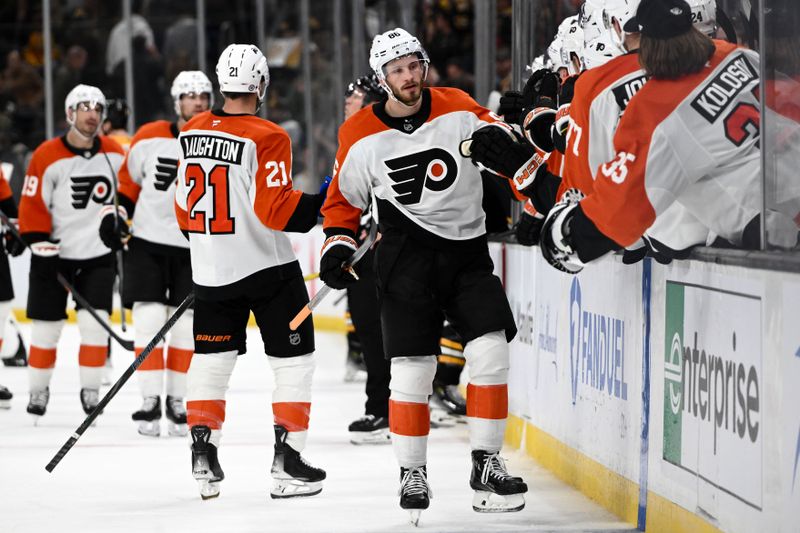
104, 98, 130, 130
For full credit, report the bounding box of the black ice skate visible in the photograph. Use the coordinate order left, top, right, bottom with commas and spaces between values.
165, 396, 188, 437
80, 388, 102, 415
348, 414, 390, 445
27, 387, 50, 421
0, 384, 12, 409
191, 425, 224, 500
1, 330, 27, 367
270, 424, 326, 499
431, 383, 467, 421
399, 466, 431, 526
470, 450, 528, 513
132, 396, 161, 437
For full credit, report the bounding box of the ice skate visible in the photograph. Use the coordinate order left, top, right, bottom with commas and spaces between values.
80, 388, 102, 415
1, 329, 27, 367
0, 384, 12, 408
165, 396, 188, 436
27, 387, 49, 423
470, 450, 528, 513
191, 425, 224, 500
348, 414, 390, 445
270, 425, 326, 498
132, 396, 161, 437
343, 349, 367, 382
429, 405, 457, 428
399, 466, 431, 526
431, 383, 467, 417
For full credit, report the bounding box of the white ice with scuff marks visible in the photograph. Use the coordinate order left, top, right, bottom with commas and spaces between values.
0, 324, 633, 533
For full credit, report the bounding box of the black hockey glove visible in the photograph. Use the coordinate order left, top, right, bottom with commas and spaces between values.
559, 75, 578, 106
498, 69, 560, 127
539, 189, 585, 274
319, 234, 359, 290
2, 218, 25, 257
514, 207, 545, 246
469, 126, 535, 178
98, 206, 130, 251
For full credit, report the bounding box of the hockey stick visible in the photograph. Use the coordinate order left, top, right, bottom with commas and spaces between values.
0, 212, 134, 351
45, 292, 195, 473
102, 150, 127, 333
289, 222, 378, 331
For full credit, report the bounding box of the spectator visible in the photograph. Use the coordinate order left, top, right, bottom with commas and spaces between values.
111, 35, 164, 127
105, 2, 157, 76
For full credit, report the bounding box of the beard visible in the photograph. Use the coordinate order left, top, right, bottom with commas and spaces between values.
392, 82, 423, 106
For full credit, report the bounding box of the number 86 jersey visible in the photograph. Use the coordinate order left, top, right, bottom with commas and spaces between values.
175, 110, 319, 295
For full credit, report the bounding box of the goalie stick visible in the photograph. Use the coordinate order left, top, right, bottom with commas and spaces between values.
45, 292, 194, 473
289, 221, 378, 331
0, 212, 134, 350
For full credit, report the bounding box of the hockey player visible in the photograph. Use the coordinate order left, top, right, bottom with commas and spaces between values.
175, 44, 327, 500
102, 99, 133, 151
539, 0, 799, 273
99, 71, 212, 437
320, 28, 527, 522
19, 84, 124, 419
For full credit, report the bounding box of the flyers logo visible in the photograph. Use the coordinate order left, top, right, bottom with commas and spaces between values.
71, 175, 113, 209
384, 148, 457, 205
153, 157, 179, 191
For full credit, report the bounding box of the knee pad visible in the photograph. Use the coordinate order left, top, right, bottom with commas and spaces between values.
268, 354, 315, 403
168, 308, 194, 351
77, 309, 110, 346
390, 356, 437, 403
187, 350, 238, 400
464, 330, 509, 385
31, 319, 64, 349
132, 302, 167, 347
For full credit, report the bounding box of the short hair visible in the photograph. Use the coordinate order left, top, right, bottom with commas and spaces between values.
221, 91, 249, 101
639, 26, 716, 80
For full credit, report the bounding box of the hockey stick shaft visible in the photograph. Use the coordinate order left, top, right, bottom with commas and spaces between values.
289, 222, 378, 331
56, 273, 134, 351
102, 150, 127, 333
0, 210, 135, 351
45, 292, 195, 473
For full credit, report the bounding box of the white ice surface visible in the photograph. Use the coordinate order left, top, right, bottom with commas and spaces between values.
0, 324, 633, 533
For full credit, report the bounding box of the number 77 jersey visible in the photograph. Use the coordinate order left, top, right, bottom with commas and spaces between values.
174, 110, 317, 294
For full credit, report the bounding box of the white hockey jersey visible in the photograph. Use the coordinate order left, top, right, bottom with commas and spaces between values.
175, 110, 315, 293
118, 120, 187, 249
322, 87, 507, 247
19, 136, 124, 260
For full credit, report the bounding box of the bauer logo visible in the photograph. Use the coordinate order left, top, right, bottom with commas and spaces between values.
568, 278, 628, 405
384, 148, 458, 205
662, 280, 763, 510
70, 175, 114, 208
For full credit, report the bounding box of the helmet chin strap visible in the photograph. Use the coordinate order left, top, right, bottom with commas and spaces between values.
66, 108, 99, 142
380, 65, 428, 110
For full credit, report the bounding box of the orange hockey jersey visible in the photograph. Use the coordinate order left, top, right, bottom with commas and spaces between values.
19, 135, 124, 260
175, 110, 318, 294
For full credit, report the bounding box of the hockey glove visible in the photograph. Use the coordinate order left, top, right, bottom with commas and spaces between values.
514, 202, 545, 246
319, 234, 359, 290
521, 106, 557, 153
559, 75, 578, 106
551, 104, 571, 154
2, 218, 25, 257
468, 125, 535, 178
98, 205, 131, 251
498, 69, 559, 127
539, 189, 585, 274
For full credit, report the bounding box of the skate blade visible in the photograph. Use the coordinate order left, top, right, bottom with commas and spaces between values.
197, 480, 220, 500
0, 400, 10, 409
472, 491, 525, 513
167, 421, 188, 437
349, 429, 391, 445
31, 414, 43, 426
270, 479, 323, 499
429, 413, 457, 428
137, 420, 161, 437
408, 510, 422, 526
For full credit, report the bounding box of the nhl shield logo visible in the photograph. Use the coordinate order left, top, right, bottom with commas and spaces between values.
289, 332, 301, 346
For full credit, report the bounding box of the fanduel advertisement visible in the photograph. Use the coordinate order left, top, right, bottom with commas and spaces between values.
663, 281, 763, 510
568, 277, 629, 405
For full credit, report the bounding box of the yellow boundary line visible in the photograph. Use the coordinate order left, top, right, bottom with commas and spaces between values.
12, 308, 348, 333
505, 414, 723, 533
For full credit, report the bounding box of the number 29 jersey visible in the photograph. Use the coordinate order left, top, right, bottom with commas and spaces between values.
174, 110, 316, 295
